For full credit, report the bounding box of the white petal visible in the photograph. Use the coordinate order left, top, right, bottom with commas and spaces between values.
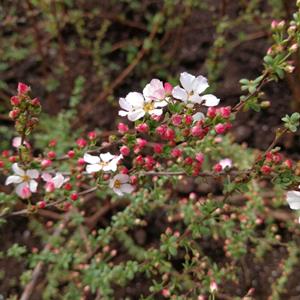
192, 112, 205, 122
189, 94, 203, 104
52, 173, 65, 188
114, 174, 129, 183
86, 164, 102, 173
27, 169, 39, 179
5, 175, 22, 185
42, 173, 52, 182
113, 187, 124, 196
126, 92, 144, 108
120, 183, 134, 194
287, 191, 300, 210
219, 159, 232, 169
29, 180, 38, 192
119, 97, 132, 111
100, 152, 115, 162
149, 108, 163, 116
154, 100, 168, 108
12, 163, 25, 176
128, 109, 145, 121
180, 72, 195, 93
192, 75, 209, 94
201, 94, 220, 107
172, 86, 188, 102
83, 153, 100, 164
119, 110, 129, 117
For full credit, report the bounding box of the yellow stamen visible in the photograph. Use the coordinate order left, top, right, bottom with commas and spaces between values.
114, 179, 121, 189
143, 102, 154, 112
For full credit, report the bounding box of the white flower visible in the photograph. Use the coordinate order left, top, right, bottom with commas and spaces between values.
5, 163, 39, 199
118, 91, 166, 122
109, 174, 134, 196
172, 72, 220, 107
12, 137, 30, 149
287, 188, 300, 210
83, 152, 122, 173
219, 158, 232, 170
42, 172, 67, 192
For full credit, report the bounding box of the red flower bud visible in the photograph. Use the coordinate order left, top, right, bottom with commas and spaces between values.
47, 151, 56, 159
10, 96, 20, 106
64, 183, 72, 191
0, 160, 4, 168
191, 126, 203, 137
70, 192, 79, 201
164, 82, 173, 94
261, 165, 272, 174
213, 163, 222, 172
153, 143, 163, 154
195, 153, 204, 164
88, 131, 97, 140
184, 157, 193, 165
41, 159, 52, 168
171, 148, 182, 158
172, 114, 182, 126
77, 158, 85, 165
37, 201, 46, 209
185, 115, 193, 125
207, 107, 217, 118
76, 138, 87, 148
31, 98, 40, 106
220, 106, 231, 118
9, 109, 20, 119
284, 159, 293, 169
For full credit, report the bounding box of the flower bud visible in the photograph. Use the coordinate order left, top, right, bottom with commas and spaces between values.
9, 109, 20, 119
31, 98, 40, 106
213, 163, 222, 172
261, 165, 272, 174
195, 153, 204, 164
215, 123, 226, 134
191, 126, 203, 137
185, 115, 193, 125
88, 131, 97, 140
118, 122, 129, 134
18, 82, 30, 94
136, 123, 149, 133
164, 82, 173, 94
220, 106, 231, 118
41, 159, 52, 168
283, 159, 293, 169
207, 107, 217, 118
171, 148, 182, 158
10, 96, 20, 106
37, 201, 46, 209
71, 192, 79, 201
47, 151, 56, 159
68, 150, 75, 158
153, 143, 163, 154
76, 138, 87, 148
120, 145, 130, 156
171, 114, 182, 126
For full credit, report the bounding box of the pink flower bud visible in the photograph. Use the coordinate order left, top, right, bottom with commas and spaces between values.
31, 98, 40, 106
135, 155, 144, 165
156, 125, 167, 136
284, 159, 293, 169
220, 106, 231, 118
184, 157, 193, 165
68, 150, 75, 158
88, 131, 97, 140
153, 143, 163, 154
9, 156, 17, 163
215, 123, 226, 134
191, 126, 203, 137
137, 138, 147, 148
271, 20, 279, 30
164, 82, 173, 94
118, 122, 129, 134
136, 123, 149, 133
210, 281, 218, 293
47, 151, 56, 159
162, 289, 170, 298
185, 115, 193, 125
64, 183, 72, 191
45, 182, 55, 193
17, 82, 30, 94
151, 114, 162, 121
195, 153, 204, 164
10, 96, 20, 106
9, 109, 20, 119
164, 128, 175, 140
171, 148, 182, 158
0, 160, 4, 168
261, 165, 272, 174
41, 159, 52, 168
213, 163, 222, 172
130, 175, 137, 185
172, 114, 182, 126
76, 138, 87, 148
37, 201, 46, 209
77, 158, 85, 165
120, 145, 130, 156
207, 107, 217, 118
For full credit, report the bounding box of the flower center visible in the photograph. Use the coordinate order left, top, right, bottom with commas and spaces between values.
143, 102, 154, 112
22, 175, 30, 182
99, 162, 108, 167
113, 179, 121, 189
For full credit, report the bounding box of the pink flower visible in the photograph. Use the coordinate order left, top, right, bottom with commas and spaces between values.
12, 137, 30, 149
219, 158, 232, 170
